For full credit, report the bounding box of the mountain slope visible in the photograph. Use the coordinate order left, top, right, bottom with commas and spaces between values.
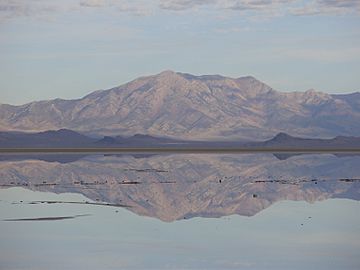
0, 71, 359, 140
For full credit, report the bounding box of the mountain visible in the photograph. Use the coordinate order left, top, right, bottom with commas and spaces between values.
259, 132, 360, 149
0, 71, 359, 140
1, 129, 360, 149
95, 133, 182, 146
0, 129, 186, 148
0, 129, 96, 148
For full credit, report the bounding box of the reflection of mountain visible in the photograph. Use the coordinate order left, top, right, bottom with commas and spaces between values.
0, 154, 359, 222
0, 153, 157, 163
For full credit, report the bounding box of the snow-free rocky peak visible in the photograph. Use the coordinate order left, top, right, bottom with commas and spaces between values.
0, 71, 359, 140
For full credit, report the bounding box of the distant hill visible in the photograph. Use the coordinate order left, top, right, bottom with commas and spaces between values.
0, 129, 96, 148
1, 129, 360, 150
0, 71, 359, 140
259, 132, 360, 149
0, 129, 186, 148
96, 133, 181, 146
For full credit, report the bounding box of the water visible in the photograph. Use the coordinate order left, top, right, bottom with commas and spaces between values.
0, 153, 359, 269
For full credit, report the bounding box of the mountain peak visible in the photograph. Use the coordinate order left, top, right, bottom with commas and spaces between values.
150, 70, 187, 84
177, 72, 226, 81
38, 129, 82, 136
272, 132, 294, 141
237, 75, 257, 81
151, 71, 266, 86
157, 70, 177, 76
301, 88, 331, 103
0, 71, 359, 140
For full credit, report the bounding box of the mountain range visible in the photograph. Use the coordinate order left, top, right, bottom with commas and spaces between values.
1, 71, 359, 140
1, 129, 360, 149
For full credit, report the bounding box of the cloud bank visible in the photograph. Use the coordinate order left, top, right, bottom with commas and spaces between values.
0, 0, 359, 21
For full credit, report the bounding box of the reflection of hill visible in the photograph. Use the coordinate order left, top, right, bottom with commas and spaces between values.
0, 153, 157, 163
0, 154, 359, 222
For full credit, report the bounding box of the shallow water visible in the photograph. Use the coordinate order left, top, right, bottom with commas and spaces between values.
0, 153, 359, 269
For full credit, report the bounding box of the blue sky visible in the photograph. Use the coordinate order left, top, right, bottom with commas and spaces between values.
0, 0, 359, 105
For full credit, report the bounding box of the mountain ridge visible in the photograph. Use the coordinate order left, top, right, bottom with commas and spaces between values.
0, 71, 359, 140
1, 129, 360, 149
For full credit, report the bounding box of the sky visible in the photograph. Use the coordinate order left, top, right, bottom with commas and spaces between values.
0, 0, 359, 105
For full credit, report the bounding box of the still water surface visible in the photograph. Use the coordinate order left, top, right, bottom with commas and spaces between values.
0, 153, 359, 269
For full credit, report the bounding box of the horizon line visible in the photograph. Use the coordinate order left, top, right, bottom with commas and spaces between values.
1, 148, 360, 154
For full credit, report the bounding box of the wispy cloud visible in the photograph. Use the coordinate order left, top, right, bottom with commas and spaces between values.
0, 0, 60, 20
79, 0, 110, 8
80, 0, 153, 16
158, 0, 360, 17
159, 0, 216, 10
291, 0, 360, 16
0, 0, 153, 21
80, 0, 215, 15
0, 0, 358, 22
221, 0, 295, 11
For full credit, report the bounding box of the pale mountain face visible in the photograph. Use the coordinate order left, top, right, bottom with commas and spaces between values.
0, 71, 359, 140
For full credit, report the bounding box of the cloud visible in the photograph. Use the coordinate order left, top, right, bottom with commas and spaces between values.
0, 0, 153, 20
0, 0, 57, 20
80, 0, 153, 16
79, 0, 110, 8
158, 0, 297, 13
0, 0, 358, 22
158, 0, 360, 16
0, 0, 83, 21
221, 0, 293, 11
291, 0, 360, 16
159, 0, 216, 10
